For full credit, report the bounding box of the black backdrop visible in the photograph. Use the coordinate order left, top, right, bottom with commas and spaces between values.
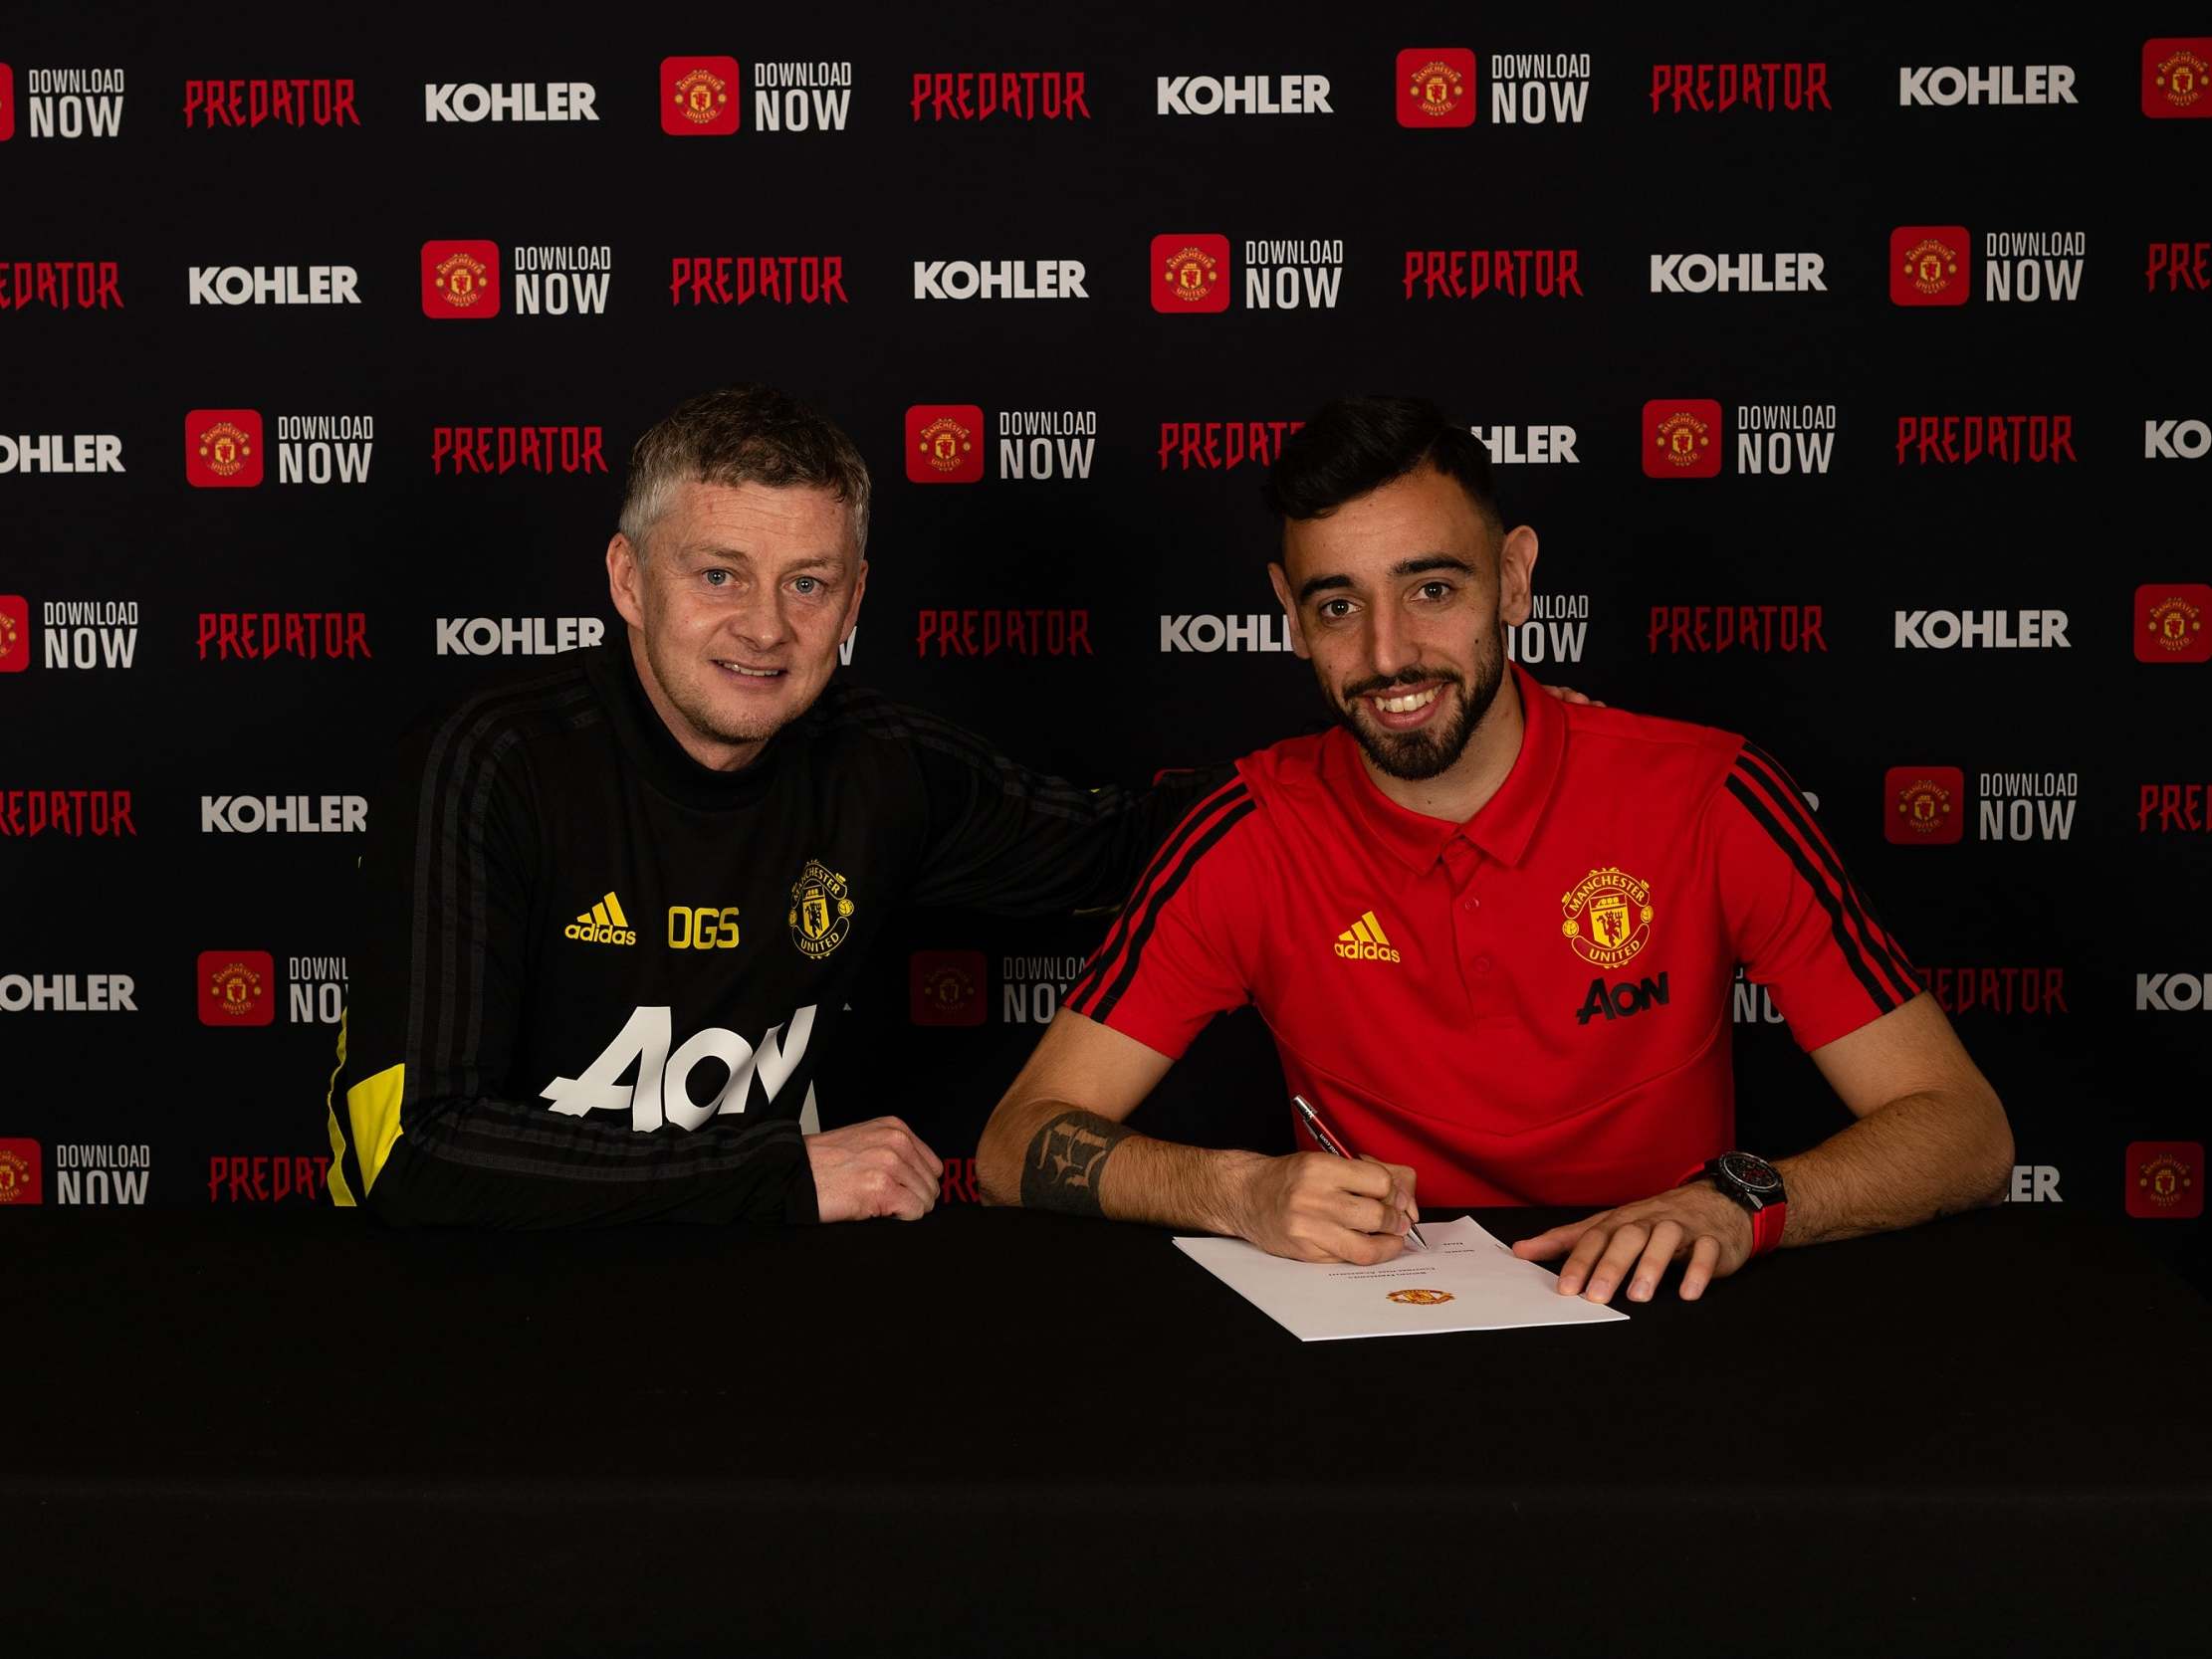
2, 4, 2204, 1278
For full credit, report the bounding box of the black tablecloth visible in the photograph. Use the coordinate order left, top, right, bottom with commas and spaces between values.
7, 1201, 2207, 1656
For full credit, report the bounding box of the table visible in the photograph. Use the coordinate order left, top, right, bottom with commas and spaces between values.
6, 1201, 2206, 1656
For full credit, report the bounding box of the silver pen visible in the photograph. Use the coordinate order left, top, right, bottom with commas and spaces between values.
1292, 1094, 1428, 1249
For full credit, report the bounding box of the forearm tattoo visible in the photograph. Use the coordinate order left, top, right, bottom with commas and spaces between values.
1019, 1110, 1132, 1217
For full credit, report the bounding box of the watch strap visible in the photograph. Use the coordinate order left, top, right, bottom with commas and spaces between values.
1677, 1157, 1788, 1257
1747, 1198, 1787, 1257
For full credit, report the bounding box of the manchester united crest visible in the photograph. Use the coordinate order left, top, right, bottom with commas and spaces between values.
1653, 409, 1710, 469
1561, 867, 1655, 968
1894, 776, 1954, 835
788, 859, 855, 959
1386, 1288, 1454, 1305
2137, 1152, 2195, 1208
207, 956, 267, 1018
0, 1143, 35, 1205
1900, 235, 1960, 298
914, 415, 974, 476
2145, 592, 2204, 653
1161, 244, 1220, 305
197, 420, 253, 478
434, 249, 489, 309
673, 68, 729, 124
1407, 60, 1466, 118
2155, 48, 2207, 109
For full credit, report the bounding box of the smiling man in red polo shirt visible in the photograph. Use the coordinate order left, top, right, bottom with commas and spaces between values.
977, 396, 2013, 1305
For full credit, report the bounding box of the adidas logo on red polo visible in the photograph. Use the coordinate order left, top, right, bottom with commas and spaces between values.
1334, 911, 1402, 963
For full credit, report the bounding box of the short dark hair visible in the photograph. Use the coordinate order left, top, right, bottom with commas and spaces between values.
1262, 396, 1502, 535
619, 384, 872, 554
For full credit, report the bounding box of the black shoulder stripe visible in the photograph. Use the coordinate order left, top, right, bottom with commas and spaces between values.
1064, 779, 1249, 1012
1733, 747, 1920, 1001
1723, 776, 1899, 1016
1741, 736, 1915, 947
1087, 797, 1257, 1023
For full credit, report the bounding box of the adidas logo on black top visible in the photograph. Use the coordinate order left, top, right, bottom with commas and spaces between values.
564, 891, 637, 945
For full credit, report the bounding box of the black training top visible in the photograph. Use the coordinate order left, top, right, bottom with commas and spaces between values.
324, 640, 1211, 1226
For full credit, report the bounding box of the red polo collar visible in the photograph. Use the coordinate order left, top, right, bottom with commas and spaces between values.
1322, 662, 1566, 875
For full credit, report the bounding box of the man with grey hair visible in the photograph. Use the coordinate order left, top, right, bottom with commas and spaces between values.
324, 384, 1222, 1227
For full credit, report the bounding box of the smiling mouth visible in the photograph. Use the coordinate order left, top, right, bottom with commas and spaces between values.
1370, 686, 1440, 715
1352, 678, 1453, 732
715, 660, 786, 681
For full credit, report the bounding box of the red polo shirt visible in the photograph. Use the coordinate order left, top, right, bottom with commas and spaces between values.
1064, 665, 1921, 1206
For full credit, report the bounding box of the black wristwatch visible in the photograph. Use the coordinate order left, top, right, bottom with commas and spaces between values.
1682, 1150, 1788, 1256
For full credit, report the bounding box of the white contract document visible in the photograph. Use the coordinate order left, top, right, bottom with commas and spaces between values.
1173, 1216, 1630, 1342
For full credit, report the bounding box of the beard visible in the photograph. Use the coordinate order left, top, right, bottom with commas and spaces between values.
670, 682, 781, 747
644, 634, 799, 750
1332, 626, 1506, 782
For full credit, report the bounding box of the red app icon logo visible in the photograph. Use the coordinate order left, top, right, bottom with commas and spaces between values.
2135, 582, 2212, 662
2144, 39, 2212, 117
0, 1140, 40, 1205
185, 409, 265, 489
2126, 1141, 2203, 1217
1890, 225, 1971, 306
1643, 399, 1723, 478
905, 404, 986, 484
199, 950, 276, 1026
1398, 49, 1477, 127
1884, 766, 1965, 844
1152, 233, 1231, 313
910, 949, 987, 1026
0, 65, 15, 142
0, 594, 29, 672
421, 239, 501, 318
662, 56, 741, 134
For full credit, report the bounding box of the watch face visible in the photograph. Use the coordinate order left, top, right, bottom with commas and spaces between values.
1719, 1151, 1782, 1193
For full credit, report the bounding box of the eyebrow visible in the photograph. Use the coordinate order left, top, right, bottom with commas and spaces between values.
684, 546, 844, 575
1296, 554, 1476, 605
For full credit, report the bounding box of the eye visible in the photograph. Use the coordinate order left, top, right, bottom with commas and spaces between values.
1318, 598, 1355, 621
1415, 580, 1453, 602
792, 575, 821, 596
703, 569, 730, 587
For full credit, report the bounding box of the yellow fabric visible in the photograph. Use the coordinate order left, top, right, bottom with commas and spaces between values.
345, 1062, 407, 1194
324, 1106, 357, 1206
323, 1012, 358, 1206
321, 1009, 404, 1200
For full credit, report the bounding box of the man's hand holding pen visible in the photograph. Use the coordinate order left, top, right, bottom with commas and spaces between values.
1222, 1148, 1423, 1264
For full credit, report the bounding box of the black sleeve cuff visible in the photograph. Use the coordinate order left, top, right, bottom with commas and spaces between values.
777, 1120, 821, 1225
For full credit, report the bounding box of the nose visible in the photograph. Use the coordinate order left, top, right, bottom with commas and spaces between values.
726, 587, 790, 653
1365, 603, 1417, 680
